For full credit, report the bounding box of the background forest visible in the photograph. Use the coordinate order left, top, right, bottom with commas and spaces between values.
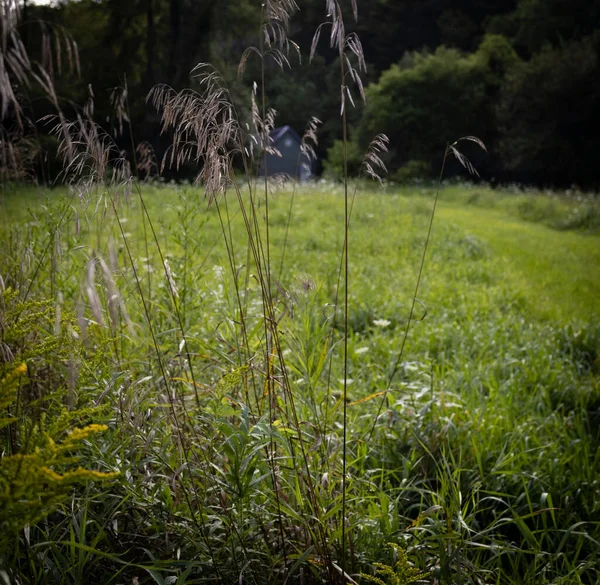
14, 0, 600, 187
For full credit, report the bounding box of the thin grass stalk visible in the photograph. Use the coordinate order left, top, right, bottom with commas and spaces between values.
312, 3, 370, 572
22, 196, 73, 303
340, 48, 350, 580
279, 118, 320, 279
231, 149, 337, 571
366, 144, 449, 442
230, 173, 333, 571
237, 154, 275, 408
234, 143, 289, 449
321, 162, 368, 476
109, 192, 222, 579
250, 9, 278, 450
278, 172, 299, 281
123, 79, 154, 333
123, 88, 202, 409
229, 179, 292, 571
219, 190, 259, 413
134, 188, 201, 408
213, 194, 258, 410
101, 198, 223, 547
254, 24, 300, 554
260, 5, 272, 297
140, 199, 152, 314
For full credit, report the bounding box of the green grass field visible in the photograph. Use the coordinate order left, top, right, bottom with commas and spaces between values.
1, 181, 599, 584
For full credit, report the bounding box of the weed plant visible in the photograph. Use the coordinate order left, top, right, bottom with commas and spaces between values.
1, 1, 599, 584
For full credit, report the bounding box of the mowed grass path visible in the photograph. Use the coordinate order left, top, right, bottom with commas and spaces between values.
435, 201, 600, 323
262, 185, 599, 329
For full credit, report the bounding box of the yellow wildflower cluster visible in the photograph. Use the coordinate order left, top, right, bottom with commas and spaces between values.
40, 465, 118, 483
360, 543, 432, 585
0, 289, 118, 536
1, 362, 27, 382
0, 363, 27, 430
0, 421, 118, 533
66, 423, 109, 442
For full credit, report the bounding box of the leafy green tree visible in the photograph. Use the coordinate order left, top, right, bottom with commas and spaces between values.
497, 34, 600, 185
475, 33, 521, 88
354, 33, 524, 179
358, 46, 489, 175
322, 138, 362, 179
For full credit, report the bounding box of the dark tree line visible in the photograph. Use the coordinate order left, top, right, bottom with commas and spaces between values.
14, 0, 600, 187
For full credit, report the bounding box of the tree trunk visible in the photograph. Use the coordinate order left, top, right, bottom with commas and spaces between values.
145, 0, 155, 88
168, 0, 182, 87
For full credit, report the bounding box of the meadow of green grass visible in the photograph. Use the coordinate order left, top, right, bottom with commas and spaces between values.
1, 181, 599, 584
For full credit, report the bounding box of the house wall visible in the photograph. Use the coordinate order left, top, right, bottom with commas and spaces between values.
259, 133, 313, 178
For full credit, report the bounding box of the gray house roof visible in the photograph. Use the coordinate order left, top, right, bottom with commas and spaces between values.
270, 125, 301, 144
